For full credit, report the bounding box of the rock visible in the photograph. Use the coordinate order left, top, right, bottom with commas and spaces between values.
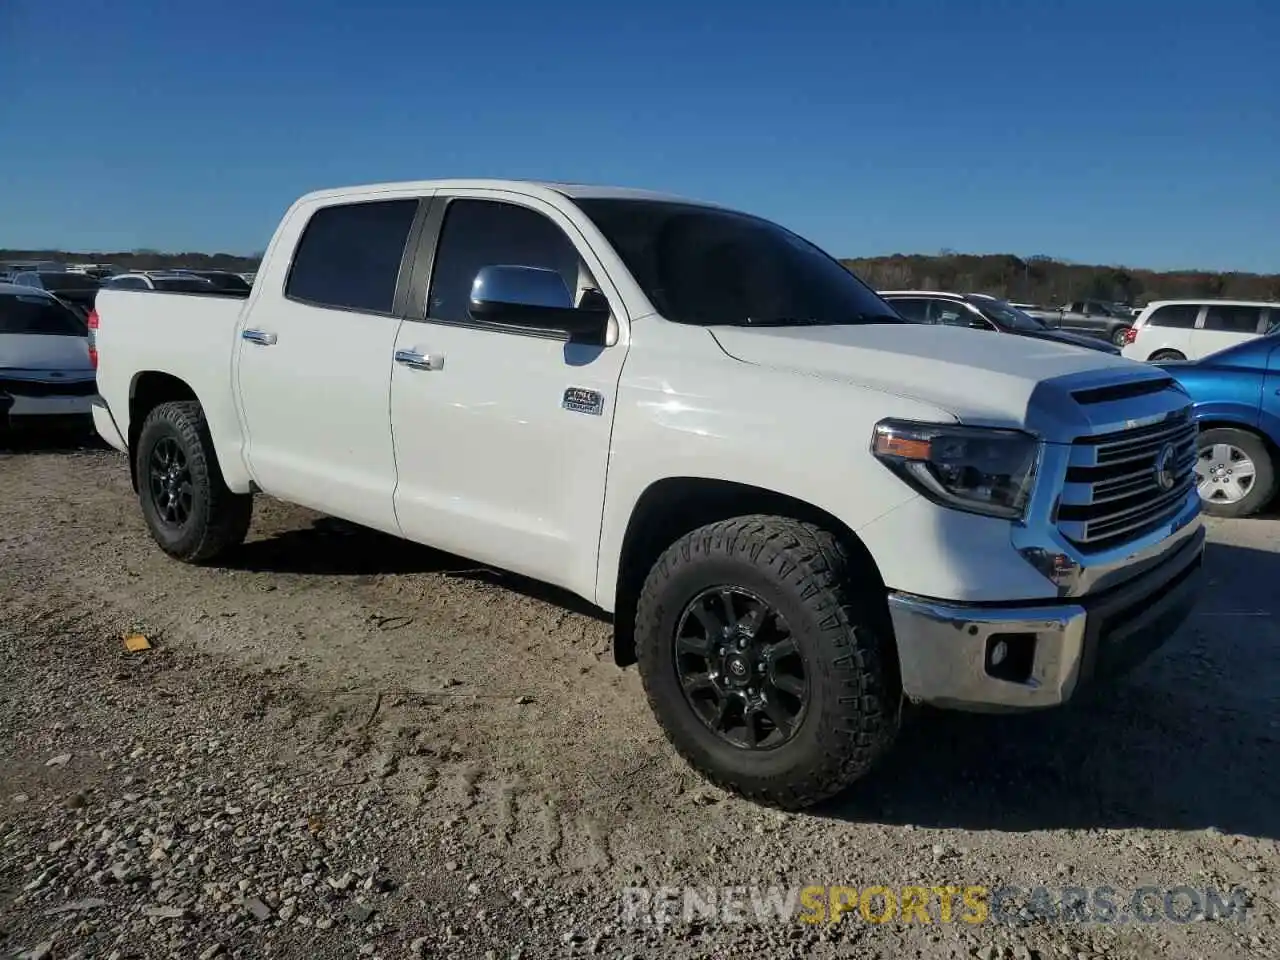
327, 872, 355, 891
973, 947, 1000, 960
43, 898, 109, 915
46, 753, 73, 767
410, 937, 429, 955
278, 904, 296, 921
345, 901, 375, 924
359, 945, 376, 957
143, 905, 189, 920
515, 695, 535, 705
243, 897, 273, 921
12, 793, 31, 804
198, 946, 223, 960
21, 941, 54, 960
48, 839, 69, 854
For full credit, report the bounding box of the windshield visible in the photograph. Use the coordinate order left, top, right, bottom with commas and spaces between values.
967, 297, 1047, 331
0, 292, 86, 336
575, 199, 902, 327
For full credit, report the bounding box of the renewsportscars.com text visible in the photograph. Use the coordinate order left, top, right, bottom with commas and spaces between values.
619, 884, 1251, 927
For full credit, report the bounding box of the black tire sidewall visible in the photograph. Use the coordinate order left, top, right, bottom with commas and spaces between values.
1197, 428, 1277, 518
1111, 326, 1131, 347
1150, 350, 1186, 362
135, 407, 215, 556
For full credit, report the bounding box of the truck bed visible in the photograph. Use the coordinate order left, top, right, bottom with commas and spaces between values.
93, 287, 250, 474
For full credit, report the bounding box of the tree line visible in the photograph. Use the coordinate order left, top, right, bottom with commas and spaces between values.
5, 246, 1277, 307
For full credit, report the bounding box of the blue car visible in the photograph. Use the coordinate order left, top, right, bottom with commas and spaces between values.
1158, 332, 1280, 517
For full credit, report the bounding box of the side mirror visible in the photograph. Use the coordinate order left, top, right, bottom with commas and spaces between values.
468, 265, 609, 338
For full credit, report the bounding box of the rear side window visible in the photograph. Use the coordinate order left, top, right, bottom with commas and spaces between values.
1147, 304, 1199, 328
426, 199, 580, 325
0, 293, 85, 335
286, 198, 419, 314
1202, 305, 1263, 333
930, 300, 976, 326
887, 298, 929, 322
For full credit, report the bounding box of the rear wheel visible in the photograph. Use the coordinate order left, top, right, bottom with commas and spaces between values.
135, 400, 252, 562
634, 516, 898, 809
1149, 349, 1186, 362
1195, 427, 1277, 518
1111, 326, 1132, 347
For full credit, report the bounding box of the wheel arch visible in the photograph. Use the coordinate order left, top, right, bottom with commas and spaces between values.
609, 476, 893, 673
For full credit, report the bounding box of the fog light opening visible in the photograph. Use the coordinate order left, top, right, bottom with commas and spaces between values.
985, 633, 1036, 684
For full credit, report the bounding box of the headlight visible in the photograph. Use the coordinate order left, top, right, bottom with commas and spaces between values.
870, 419, 1039, 520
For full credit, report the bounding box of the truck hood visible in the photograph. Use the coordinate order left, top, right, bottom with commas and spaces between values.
710, 322, 1143, 428
0, 333, 94, 377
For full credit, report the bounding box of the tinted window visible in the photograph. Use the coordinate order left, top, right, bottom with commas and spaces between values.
11, 272, 41, 288
153, 278, 220, 293
0, 293, 85, 335
1147, 304, 1199, 328
576, 199, 899, 328
427, 199, 580, 324
1203, 305, 1263, 333
38, 272, 99, 291
286, 198, 418, 314
192, 272, 251, 292
887, 297, 929, 322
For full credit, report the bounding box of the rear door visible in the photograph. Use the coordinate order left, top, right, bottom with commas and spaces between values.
234, 195, 424, 534
1131, 303, 1199, 360
388, 191, 628, 598
1191, 305, 1266, 360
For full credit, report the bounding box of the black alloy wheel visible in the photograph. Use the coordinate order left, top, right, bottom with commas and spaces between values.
674, 586, 808, 750
147, 436, 194, 527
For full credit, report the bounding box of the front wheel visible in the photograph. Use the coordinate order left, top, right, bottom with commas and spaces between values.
634, 516, 898, 809
135, 400, 253, 562
1195, 427, 1277, 518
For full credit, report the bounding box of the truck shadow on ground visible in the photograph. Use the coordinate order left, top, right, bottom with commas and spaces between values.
229, 515, 607, 619
823, 539, 1280, 840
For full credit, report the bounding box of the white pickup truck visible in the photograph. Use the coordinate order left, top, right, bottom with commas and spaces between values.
91, 179, 1205, 809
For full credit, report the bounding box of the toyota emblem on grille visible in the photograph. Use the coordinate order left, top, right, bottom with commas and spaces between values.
1154, 442, 1177, 491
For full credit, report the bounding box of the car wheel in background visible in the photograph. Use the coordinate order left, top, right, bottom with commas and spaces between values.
633, 515, 899, 809
1149, 350, 1186, 362
1194, 427, 1277, 519
1111, 326, 1132, 347
135, 400, 253, 562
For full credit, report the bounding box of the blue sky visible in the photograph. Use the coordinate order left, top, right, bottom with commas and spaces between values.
1, 0, 1276, 272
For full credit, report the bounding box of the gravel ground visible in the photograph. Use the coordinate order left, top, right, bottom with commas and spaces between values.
2, 439, 1278, 960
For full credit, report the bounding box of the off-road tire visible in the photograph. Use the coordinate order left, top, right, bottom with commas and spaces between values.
1196, 427, 1277, 519
634, 515, 899, 809
135, 400, 252, 563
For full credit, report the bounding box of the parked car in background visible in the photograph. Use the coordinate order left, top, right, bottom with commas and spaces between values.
67, 264, 122, 281
0, 283, 97, 434
103, 273, 217, 293
170, 269, 253, 293
880, 290, 1120, 353
90, 177, 1205, 809
1156, 332, 1280, 518
11, 270, 102, 319
1023, 299, 1135, 347
1121, 299, 1280, 363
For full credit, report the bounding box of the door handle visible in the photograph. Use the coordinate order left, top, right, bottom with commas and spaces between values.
394, 349, 444, 371
242, 329, 278, 346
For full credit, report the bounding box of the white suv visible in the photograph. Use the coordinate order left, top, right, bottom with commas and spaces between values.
1121, 299, 1280, 362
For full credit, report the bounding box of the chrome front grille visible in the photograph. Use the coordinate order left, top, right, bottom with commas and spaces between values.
1056, 409, 1198, 550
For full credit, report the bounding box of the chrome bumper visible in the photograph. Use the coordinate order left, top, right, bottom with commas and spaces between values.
887, 523, 1205, 711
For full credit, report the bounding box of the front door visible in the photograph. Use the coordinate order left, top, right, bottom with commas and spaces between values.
389, 192, 629, 599
235, 196, 421, 534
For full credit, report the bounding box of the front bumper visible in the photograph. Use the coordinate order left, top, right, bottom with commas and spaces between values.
887, 522, 1205, 711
